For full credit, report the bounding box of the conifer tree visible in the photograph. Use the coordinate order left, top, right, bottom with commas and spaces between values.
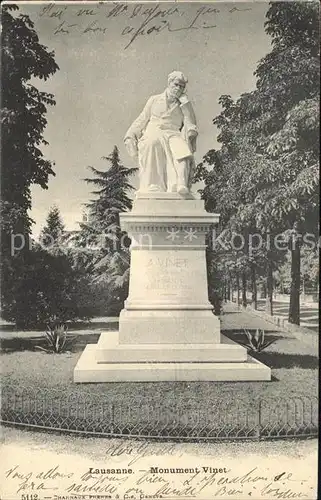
40, 205, 65, 248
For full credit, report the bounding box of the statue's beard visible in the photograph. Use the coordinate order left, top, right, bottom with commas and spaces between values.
167, 88, 180, 102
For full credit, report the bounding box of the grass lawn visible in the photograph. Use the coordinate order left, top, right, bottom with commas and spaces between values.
1, 312, 318, 437
0, 346, 318, 402
0, 327, 318, 399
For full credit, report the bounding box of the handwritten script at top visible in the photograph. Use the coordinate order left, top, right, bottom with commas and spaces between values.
38, 2, 252, 49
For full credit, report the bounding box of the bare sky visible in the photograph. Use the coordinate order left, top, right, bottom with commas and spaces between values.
17, 1, 271, 235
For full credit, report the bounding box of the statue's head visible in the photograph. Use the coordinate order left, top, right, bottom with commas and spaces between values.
167, 71, 188, 99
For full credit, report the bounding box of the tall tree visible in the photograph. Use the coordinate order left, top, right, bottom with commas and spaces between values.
78, 146, 137, 312
81, 146, 136, 250
250, 1, 319, 324
1, 4, 59, 240
40, 205, 65, 247
1, 4, 59, 321
195, 2, 319, 324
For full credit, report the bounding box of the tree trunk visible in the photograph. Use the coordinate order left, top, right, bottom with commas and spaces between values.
265, 255, 273, 316
227, 279, 231, 301
280, 278, 284, 295
289, 244, 300, 325
250, 263, 258, 310
260, 283, 266, 299
236, 273, 240, 307
241, 271, 247, 308
114, 213, 121, 253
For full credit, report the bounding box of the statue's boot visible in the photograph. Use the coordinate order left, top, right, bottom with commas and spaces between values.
148, 184, 162, 192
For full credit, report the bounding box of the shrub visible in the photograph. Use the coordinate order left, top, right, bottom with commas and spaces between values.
36, 321, 76, 354
238, 328, 277, 352
1, 246, 97, 328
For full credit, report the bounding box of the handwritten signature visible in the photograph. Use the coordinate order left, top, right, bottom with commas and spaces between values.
104, 440, 180, 467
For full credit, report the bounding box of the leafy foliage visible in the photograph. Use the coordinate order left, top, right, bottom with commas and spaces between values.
1, 246, 96, 328
238, 329, 277, 353
36, 322, 76, 354
1, 5, 59, 325
195, 2, 319, 322
1, 4, 59, 227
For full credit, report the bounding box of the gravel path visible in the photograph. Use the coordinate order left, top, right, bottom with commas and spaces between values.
221, 302, 283, 332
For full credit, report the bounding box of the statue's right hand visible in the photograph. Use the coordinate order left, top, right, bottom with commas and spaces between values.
179, 93, 189, 106
125, 137, 138, 160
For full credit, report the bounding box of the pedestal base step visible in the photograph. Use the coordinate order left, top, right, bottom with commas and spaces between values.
74, 344, 271, 382
95, 331, 247, 363
118, 309, 221, 344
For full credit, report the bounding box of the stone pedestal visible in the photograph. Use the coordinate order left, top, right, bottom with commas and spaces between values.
74, 192, 271, 382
